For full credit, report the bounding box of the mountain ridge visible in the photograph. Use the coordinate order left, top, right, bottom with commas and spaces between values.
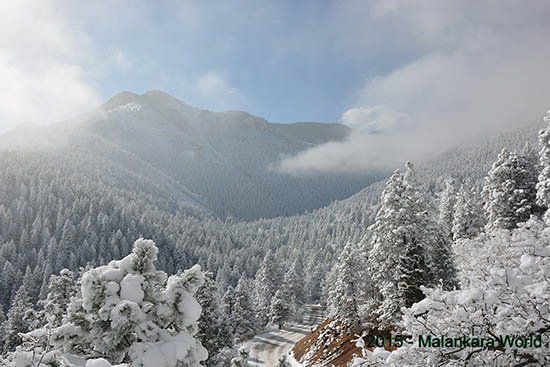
0, 90, 377, 220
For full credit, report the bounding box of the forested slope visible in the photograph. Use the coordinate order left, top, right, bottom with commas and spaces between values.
0, 91, 380, 220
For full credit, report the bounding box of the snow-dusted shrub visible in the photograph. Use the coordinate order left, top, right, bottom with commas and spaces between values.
47, 238, 208, 366
353, 218, 550, 366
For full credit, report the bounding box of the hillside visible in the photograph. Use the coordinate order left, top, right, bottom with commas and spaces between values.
0, 95, 547, 366
0, 91, 380, 220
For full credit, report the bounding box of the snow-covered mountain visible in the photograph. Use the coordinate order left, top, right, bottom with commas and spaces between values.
1, 90, 548, 367
0, 90, 379, 219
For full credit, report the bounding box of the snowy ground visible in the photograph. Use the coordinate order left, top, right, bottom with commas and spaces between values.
247, 324, 309, 367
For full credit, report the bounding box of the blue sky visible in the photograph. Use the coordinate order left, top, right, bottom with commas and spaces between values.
2, 1, 550, 171
0, 0, 427, 128
69, 0, 420, 123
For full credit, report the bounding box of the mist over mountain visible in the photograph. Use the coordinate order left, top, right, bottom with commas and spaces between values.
0, 90, 381, 220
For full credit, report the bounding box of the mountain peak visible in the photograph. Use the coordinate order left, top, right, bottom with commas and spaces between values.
142, 89, 173, 98
102, 91, 141, 110
139, 89, 190, 107
100, 90, 199, 116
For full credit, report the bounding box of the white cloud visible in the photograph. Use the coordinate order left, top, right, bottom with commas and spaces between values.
277, 131, 410, 175
0, 0, 99, 132
172, 71, 247, 112
195, 71, 246, 111
341, 106, 409, 133
276, 0, 550, 174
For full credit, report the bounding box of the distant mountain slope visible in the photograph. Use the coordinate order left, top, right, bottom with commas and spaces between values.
0, 90, 379, 219
419, 120, 545, 189
272, 122, 351, 144
305, 118, 546, 238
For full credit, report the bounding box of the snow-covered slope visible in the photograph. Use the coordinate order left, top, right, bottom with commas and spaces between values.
0, 90, 380, 220
299, 118, 546, 243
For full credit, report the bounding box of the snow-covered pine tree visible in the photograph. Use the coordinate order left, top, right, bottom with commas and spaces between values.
424, 221, 458, 292
452, 182, 485, 240
282, 258, 305, 320
513, 142, 540, 222
50, 238, 208, 366
269, 290, 290, 329
536, 110, 550, 221
39, 262, 54, 300
367, 162, 455, 330
0, 307, 5, 347
195, 271, 233, 366
395, 236, 428, 309
483, 147, 539, 231
483, 149, 516, 231
437, 178, 457, 240
407, 167, 458, 292
368, 167, 417, 329
232, 278, 256, 340
2, 285, 36, 354
254, 250, 279, 328
326, 242, 372, 327
304, 256, 324, 303
39, 269, 76, 328
222, 286, 236, 320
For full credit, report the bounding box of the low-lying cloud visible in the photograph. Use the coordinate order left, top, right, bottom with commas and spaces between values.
340, 105, 410, 134
277, 0, 550, 174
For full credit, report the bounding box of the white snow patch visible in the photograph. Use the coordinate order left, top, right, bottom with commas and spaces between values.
120, 274, 145, 304
108, 102, 142, 113
520, 254, 536, 270
118, 254, 133, 273
370, 347, 391, 359
86, 358, 113, 367
103, 268, 124, 282
458, 288, 483, 305
287, 350, 303, 366
129, 332, 208, 367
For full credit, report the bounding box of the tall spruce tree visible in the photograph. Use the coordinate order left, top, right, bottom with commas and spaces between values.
282, 258, 305, 319
514, 142, 539, 222
196, 272, 233, 367
2, 285, 35, 354
537, 111, 550, 221
222, 286, 236, 320
395, 238, 428, 308
232, 278, 256, 340
367, 162, 455, 329
0, 307, 6, 345
326, 242, 371, 327
269, 290, 290, 329
483, 147, 539, 231
452, 183, 486, 240
437, 178, 458, 240
39, 269, 76, 327
483, 149, 515, 231
254, 250, 279, 328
